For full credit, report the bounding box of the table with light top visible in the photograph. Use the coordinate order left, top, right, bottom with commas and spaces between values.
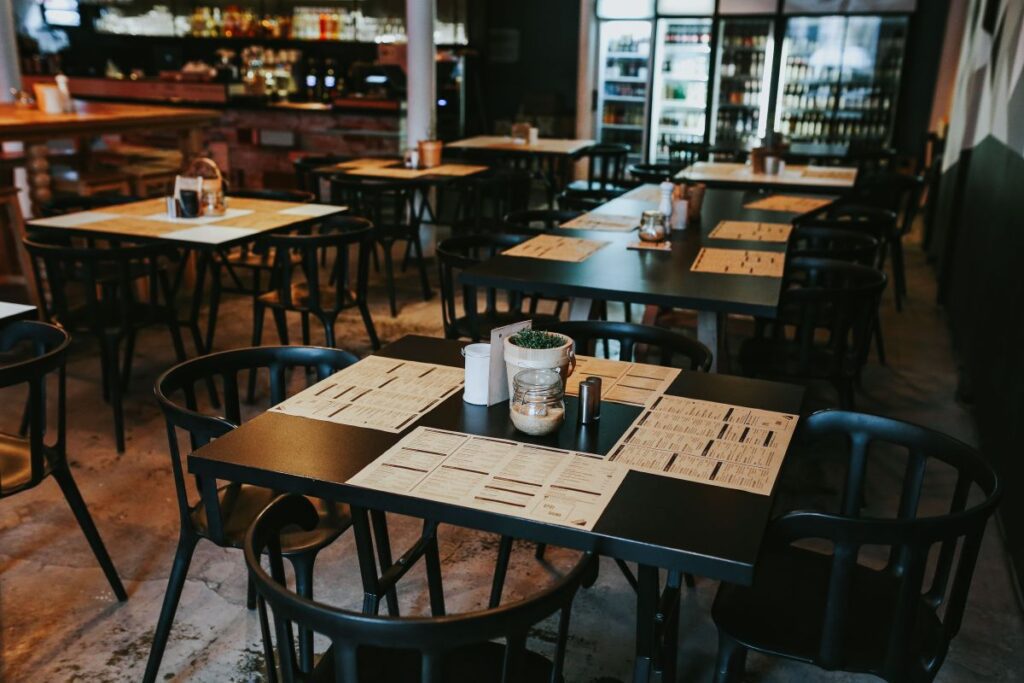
676, 161, 858, 194
26, 196, 345, 355
447, 135, 596, 207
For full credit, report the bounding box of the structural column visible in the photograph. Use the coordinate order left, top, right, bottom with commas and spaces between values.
405, 0, 436, 150
0, 0, 19, 103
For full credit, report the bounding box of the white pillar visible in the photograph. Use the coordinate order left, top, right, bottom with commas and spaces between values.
406, 0, 436, 149
1, 0, 21, 103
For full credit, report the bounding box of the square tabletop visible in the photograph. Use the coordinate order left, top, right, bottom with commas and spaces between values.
676, 161, 858, 193
189, 335, 805, 584
447, 136, 595, 157
26, 197, 345, 248
460, 187, 836, 319
0, 301, 36, 323
313, 157, 491, 182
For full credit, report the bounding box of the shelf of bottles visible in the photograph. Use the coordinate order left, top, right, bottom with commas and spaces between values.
711, 18, 772, 152
649, 18, 713, 162
776, 15, 906, 148
93, 4, 467, 44
596, 20, 652, 159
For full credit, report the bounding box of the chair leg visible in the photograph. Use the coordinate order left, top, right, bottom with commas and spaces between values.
382, 247, 398, 317
713, 631, 748, 683
246, 573, 257, 610
322, 315, 337, 348
256, 596, 279, 683
142, 532, 199, 683
204, 262, 223, 353
874, 314, 887, 366
120, 329, 137, 390
423, 522, 446, 617
51, 464, 127, 600
489, 535, 514, 608
411, 234, 432, 301
271, 308, 289, 345
288, 552, 317, 674
102, 337, 126, 453
370, 510, 400, 616
891, 237, 907, 310
247, 303, 266, 403
358, 302, 380, 350
300, 311, 311, 346
535, 542, 547, 560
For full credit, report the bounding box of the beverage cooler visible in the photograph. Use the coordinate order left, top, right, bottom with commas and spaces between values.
710, 17, 773, 152
595, 20, 653, 161
775, 14, 908, 148
648, 16, 713, 161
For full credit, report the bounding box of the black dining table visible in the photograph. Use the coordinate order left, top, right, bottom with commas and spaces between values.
460, 186, 837, 372
188, 334, 805, 682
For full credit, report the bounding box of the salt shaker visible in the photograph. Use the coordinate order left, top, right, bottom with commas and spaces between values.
659, 182, 674, 236
578, 377, 602, 425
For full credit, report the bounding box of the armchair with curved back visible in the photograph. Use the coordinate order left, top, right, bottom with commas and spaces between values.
246, 493, 596, 683
713, 410, 1002, 683
144, 345, 359, 682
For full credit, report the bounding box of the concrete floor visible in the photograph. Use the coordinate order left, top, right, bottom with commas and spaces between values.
1, 234, 1022, 682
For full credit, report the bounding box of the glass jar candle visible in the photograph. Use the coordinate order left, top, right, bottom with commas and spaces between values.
509, 368, 565, 436
638, 210, 667, 242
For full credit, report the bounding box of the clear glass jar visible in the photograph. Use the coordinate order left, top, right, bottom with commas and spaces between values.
638, 209, 667, 242
510, 368, 565, 436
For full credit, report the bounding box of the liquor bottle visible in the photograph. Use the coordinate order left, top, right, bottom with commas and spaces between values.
305, 58, 319, 102
322, 59, 337, 102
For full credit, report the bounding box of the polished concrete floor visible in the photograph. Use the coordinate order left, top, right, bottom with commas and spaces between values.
1, 234, 1022, 682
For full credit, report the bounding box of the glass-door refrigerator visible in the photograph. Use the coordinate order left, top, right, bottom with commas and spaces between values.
710, 17, 774, 153
649, 16, 714, 161
595, 20, 653, 161
775, 14, 908, 148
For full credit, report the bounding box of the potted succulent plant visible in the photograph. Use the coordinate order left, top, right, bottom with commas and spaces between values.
503, 329, 576, 395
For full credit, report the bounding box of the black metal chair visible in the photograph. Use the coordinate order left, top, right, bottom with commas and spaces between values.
502, 209, 581, 234
145, 345, 357, 683
628, 163, 680, 184
329, 176, 433, 317
789, 226, 879, 266
23, 234, 187, 452
713, 409, 1002, 683
544, 320, 712, 370
436, 233, 561, 342
0, 321, 127, 600
39, 193, 141, 218
557, 189, 611, 212
739, 258, 886, 409
293, 153, 352, 199
667, 141, 710, 168
246, 493, 595, 683
228, 188, 316, 203
448, 167, 532, 234
564, 143, 630, 201
250, 216, 379, 360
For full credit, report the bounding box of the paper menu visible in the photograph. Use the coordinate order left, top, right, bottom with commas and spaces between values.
708, 220, 793, 243
346, 427, 628, 530
607, 395, 798, 495
561, 213, 637, 232
690, 247, 785, 278
565, 356, 680, 406
271, 356, 464, 433
743, 195, 832, 214
502, 234, 609, 262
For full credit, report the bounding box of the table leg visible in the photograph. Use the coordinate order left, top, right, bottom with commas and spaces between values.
187, 250, 211, 355
697, 310, 729, 373
26, 144, 52, 216
370, 509, 401, 616
633, 564, 659, 683
351, 506, 383, 615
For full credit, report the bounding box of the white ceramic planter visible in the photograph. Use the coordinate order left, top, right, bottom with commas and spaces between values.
503, 333, 576, 397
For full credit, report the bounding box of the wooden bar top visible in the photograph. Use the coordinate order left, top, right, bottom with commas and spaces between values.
0, 101, 218, 143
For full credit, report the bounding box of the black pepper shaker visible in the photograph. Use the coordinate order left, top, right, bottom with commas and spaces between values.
578, 377, 602, 425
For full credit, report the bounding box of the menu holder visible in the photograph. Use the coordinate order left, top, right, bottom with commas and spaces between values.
626, 241, 672, 252
347, 427, 628, 530
502, 234, 609, 262
565, 356, 680, 406
607, 395, 799, 495
708, 220, 793, 243
561, 213, 638, 232
743, 195, 833, 213
271, 356, 464, 433
690, 247, 785, 278
488, 320, 532, 405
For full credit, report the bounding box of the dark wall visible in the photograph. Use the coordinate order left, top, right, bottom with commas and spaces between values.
895, 0, 950, 160
469, 0, 580, 136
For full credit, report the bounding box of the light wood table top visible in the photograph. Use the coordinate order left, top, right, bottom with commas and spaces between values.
0, 100, 218, 143
675, 161, 858, 191
448, 135, 595, 156
27, 197, 345, 247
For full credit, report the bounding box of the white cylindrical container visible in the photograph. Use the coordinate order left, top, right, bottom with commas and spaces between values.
672, 198, 688, 232
461, 343, 491, 405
